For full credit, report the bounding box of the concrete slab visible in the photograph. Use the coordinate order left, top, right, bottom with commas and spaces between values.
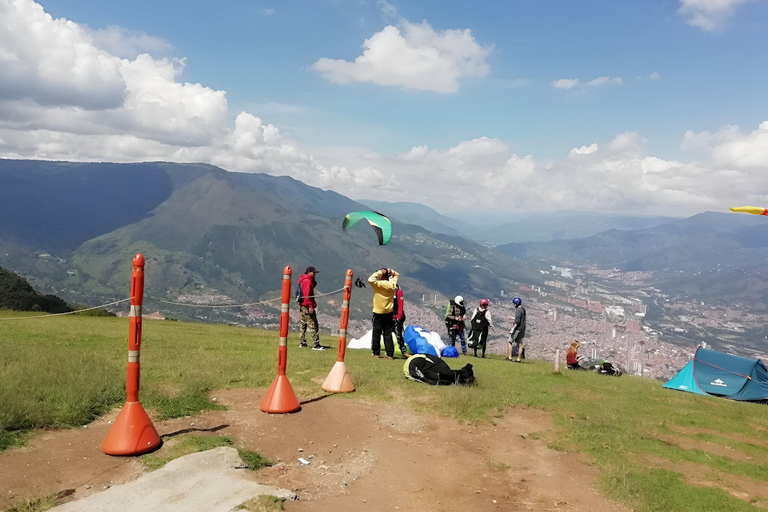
50, 447, 295, 512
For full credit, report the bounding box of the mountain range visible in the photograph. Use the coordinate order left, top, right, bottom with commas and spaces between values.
358, 199, 676, 245
0, 159, 535, 322
496, 212, 768, 304
4, 158, 768, 326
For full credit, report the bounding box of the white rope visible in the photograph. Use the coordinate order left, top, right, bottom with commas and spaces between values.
0, 297, 134, 321
146, 295, 283, 309
145, 287, 346, 309
0, 287, 349, 319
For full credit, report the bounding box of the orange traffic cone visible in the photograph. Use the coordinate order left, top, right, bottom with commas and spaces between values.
321, 269, 355, 393
102, 254, 161, 455
261, 372, 301, 413
321, 361, 355, 393
261, 266, 301, 414
102, 401, 161, 455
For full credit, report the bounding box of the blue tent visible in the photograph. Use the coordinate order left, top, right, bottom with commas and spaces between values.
663, 347, 768, 402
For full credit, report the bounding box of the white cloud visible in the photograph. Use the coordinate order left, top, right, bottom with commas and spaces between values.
551, 78, 580, 90
678, 0, 753, 31
87, 25, 173, 59
569, 143, 598, 156
261, 8, 275, 16
2, 0, 768, 216
312, 14, 492, 93
551, 76, 622, 91
684, 121, 768, 168
322, 122, 768, 215
647, 72, 661, 80
0, 0, 386, 194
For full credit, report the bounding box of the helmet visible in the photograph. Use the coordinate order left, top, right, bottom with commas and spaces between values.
513, 297, 522, 305
455, 295, 464, 304
479, 299, 489, 308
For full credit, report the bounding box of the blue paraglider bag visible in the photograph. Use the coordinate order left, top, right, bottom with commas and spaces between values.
403, 325, 439, 357
442, 345, 459, 358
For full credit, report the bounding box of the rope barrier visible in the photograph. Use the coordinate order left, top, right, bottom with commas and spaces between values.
144, 287, 346, 309
0, 287, 347, 320
0, 297, 134, 321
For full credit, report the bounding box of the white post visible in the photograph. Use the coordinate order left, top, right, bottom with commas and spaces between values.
555, 350, 561, 373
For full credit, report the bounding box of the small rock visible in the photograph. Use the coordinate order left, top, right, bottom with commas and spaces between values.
298, 448, 303, 452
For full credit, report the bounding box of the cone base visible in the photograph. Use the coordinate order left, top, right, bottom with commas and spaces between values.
102, 401, 162, 456
321, 361, 355, 393
261, 374, 301, 413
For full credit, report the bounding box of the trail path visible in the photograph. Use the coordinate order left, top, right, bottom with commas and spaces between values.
0, 389, 630, 512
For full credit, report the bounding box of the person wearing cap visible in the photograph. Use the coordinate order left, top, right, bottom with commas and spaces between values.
508, 297, 526, 362
468, 299, 494, 358
445, 295, 467, 355
298, 266, 324, 350
368, 267, 400, 359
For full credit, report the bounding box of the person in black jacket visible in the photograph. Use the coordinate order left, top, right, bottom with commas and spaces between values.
468, 299, 494, 358
508, 297, 526, 362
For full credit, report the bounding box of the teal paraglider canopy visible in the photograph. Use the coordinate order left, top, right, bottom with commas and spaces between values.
342, 211, 392, 245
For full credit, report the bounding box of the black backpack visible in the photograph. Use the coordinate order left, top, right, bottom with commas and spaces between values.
295, 283, 303, 305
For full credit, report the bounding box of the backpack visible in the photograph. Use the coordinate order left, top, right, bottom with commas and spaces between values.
295, 283, 303, 305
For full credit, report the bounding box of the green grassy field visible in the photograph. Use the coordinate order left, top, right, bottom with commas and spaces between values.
2, 310, 768, 511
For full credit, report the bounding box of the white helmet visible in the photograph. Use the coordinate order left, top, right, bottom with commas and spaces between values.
455, 295, 464, 304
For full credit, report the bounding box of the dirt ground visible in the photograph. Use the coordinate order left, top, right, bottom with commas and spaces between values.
0, 389, 631, 512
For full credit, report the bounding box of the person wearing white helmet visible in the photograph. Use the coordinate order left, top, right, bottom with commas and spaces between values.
445, 295, 467, 354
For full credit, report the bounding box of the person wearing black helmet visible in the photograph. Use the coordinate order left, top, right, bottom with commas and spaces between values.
508, 297, 526, 362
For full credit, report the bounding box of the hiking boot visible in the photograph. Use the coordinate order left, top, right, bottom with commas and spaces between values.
299, 342, 308, 348
385, 356, 394, 360
312, 344, 326, 351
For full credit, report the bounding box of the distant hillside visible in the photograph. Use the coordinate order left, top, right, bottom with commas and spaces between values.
0, 266, 71, 313
0, 159, 537, 318
479, 210, 675, 244
358, 199, 478, 238
495, 211, 768, 302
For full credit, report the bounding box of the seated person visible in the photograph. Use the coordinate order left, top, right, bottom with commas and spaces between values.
566, 340, 585, 370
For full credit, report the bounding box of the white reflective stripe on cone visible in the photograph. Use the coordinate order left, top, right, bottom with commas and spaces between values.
129, 305, 142, 317
128, 350, 140, 363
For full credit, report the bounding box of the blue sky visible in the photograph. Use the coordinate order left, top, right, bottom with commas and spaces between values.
1, 0, 767, 214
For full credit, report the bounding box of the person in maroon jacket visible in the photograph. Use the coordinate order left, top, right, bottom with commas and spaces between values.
298, 266, 324, 350
393, 284, 408, 357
